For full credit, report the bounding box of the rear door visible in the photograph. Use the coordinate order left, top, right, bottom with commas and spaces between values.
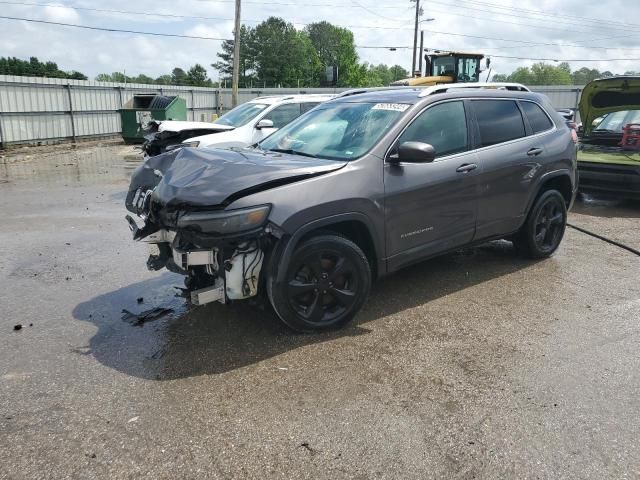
384, 100, 480, 270
470, 99, 552, 239
252, 103, 302, 143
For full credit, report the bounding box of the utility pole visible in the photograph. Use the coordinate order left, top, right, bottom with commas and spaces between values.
411, 0, 420, 76
231, 0, 241, 107
418, 30, 424, 76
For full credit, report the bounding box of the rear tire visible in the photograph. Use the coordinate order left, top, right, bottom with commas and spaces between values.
268, 234, 371, 333
513, 189, 567, 259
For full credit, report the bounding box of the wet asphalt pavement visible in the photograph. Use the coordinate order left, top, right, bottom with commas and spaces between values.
1, 143, 639, 479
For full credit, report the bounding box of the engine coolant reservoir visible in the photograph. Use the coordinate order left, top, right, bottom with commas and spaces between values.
225, 243, 264, 300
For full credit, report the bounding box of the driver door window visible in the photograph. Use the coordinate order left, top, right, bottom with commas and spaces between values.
397, 101, 468, 158
262, 103, 302, 129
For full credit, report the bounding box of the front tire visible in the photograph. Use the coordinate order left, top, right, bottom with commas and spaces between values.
513, 189, 567, 259
268, 234, 371, 333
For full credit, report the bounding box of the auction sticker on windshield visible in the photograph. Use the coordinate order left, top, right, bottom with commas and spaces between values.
372, 103, 410, 112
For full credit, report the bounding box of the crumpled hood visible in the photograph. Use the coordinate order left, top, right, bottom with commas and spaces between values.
127, 147, 347, 211
149, 120, 235, 134
579, 76, 640, 136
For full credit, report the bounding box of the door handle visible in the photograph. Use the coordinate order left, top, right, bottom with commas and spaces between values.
527, 147, 544, 156
456, 163, 478, 173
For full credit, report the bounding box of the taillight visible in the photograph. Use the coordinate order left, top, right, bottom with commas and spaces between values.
566, 121, 578, 143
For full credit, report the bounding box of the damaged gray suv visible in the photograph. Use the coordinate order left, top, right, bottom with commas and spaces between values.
126, 83, 577, 332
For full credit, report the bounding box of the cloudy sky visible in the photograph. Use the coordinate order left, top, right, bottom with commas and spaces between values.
1, 0, 639, 81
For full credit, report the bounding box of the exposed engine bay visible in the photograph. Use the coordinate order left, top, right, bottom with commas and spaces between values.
135, 226, 267, 306
141, 120, 235, 157
124, 146, 346, 306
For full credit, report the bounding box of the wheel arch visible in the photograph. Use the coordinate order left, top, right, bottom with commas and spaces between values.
273, 213, 384, 286
527, 170, 575, 214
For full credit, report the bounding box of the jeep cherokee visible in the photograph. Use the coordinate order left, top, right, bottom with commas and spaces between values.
125, 83, 577, 332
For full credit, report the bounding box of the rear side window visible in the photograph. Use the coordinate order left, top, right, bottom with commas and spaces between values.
398, 101, 468, 158
263, 103, 302, 128
520, 101, 553, 134
472, 100, 526, 147
301, 102, 320, 113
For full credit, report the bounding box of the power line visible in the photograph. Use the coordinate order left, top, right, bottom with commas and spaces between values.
0, 1, 233, 22
489, 54, 640, 62
3, 10, 640, 60
0, 1, 413, 30
4, 0, 639, 50
0, 14, 414, 48
423, 29, 640, 51
434, 0, 640, 31
423, 4, 619, 35
0, 15, 230, 39
425, 47, 640, 62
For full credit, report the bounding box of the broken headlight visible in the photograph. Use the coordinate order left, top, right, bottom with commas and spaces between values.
176, 205, 271, 235
166, 141, 199, 151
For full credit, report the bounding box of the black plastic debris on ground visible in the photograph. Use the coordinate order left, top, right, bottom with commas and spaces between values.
13, 324, 22, 331
121, 307, 173, 326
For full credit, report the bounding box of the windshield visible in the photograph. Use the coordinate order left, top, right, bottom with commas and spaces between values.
431, 57, 456, 77
594, 110, 640, 133
258, 102, 408, 160
214, 102, 268, 127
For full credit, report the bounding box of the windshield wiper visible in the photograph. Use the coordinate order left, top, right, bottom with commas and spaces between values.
593, 128, 620, 133
268, 148, 318, 158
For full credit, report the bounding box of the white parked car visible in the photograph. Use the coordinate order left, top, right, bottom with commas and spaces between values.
142, 94, 335, 155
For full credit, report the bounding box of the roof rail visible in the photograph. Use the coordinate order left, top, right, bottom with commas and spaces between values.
418, 82, 531, 97
337, 86, 423, 98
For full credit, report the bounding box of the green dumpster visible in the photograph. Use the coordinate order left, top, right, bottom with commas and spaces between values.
119, 94, 187, 143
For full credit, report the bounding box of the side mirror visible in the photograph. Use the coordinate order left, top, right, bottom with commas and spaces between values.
390, 141, 436, 163
256, 119, 274, 130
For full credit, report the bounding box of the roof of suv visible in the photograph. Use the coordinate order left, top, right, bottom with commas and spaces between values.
248, 94, 336, 105
330, 83, 540, 105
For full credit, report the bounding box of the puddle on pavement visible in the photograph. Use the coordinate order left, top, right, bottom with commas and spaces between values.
571, 193, 640, 218
0, 145, 142, 187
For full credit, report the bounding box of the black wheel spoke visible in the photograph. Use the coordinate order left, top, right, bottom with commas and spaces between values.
329, 257, 352, 281
549, 213, 563, 225
535, 227, 546, 245
288, 280, 316, 297
303, 295, 325, 323
307, 256, 325, 277
329, 287, 355, 306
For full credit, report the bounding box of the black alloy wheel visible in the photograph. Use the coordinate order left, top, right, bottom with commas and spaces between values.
268, 234, 371, 332
514, 189, 567, 259
533, 197, 565, 252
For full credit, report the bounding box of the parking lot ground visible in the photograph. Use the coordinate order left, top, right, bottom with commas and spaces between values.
1, 143, 639, 479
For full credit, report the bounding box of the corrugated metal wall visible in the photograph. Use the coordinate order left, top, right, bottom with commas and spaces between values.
0, 75, 584, 146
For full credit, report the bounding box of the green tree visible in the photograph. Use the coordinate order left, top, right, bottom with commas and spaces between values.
155, 74, 173, 85
67, 71, 88, 80
131, 74, 155, 84
499, 62, 572, 85
0, 56, 86, 79
389, 64, 410, 83
305, 21, 363, 87
171, 67, 188, 85
211, 25, 255, 87
186, 64, 211, 86
250, 17, 321, 87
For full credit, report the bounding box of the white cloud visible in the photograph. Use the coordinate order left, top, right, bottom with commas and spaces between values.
43, 4, 81, 23
0, 0, 638, 81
